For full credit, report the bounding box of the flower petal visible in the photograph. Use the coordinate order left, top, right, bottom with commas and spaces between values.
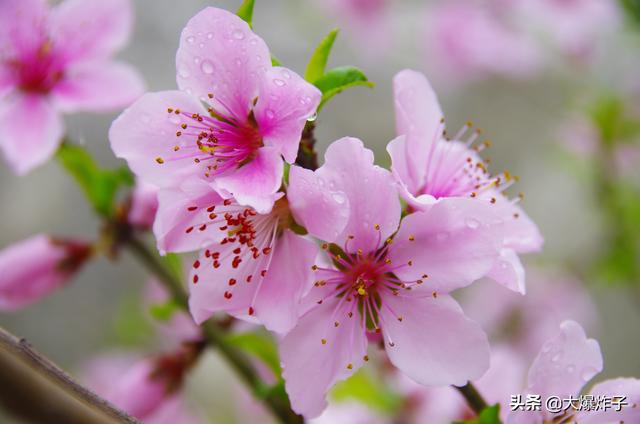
175, 7, 271, 121
393, 69, 444, 187
153, 179, 225, 255
213, 147, 283, 214
109, 90, 208, 187
380, 293, 490, 386
252, 231, 317, 334
281, 300, 368, 418
390, 198, 502, 294
0, 0, 48, 55
487, 248, 526, 294
0, 93, 63, 175
51, 62, 144, 113
254, 66, 321, 162
576, 378, 640, 424
50, 0, 133, 63
526, 320, 602, 402
287, 165, 350, 243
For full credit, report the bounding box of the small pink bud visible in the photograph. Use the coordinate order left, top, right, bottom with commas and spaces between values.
128, 181, 159, 229
0, 234, 92, 311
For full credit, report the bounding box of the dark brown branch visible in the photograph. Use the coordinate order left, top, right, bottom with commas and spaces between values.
0, 325, 138, 424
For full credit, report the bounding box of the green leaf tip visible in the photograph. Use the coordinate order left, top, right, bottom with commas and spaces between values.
236, 0, 255, 28
454, 404, 502, 424
313, 66, 375, 111
304, 28, 340, 83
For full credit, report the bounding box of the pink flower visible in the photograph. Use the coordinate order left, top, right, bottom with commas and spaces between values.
387, 70, 543, 294
513, 0, 621, 60
82, 352, 200, 423
145, 279, 201, 346
110, 7, 321, 213
425, 2, 541, 81
0, 234, 91, 311
128, 180, 159, 229
0, 0, 144, 175
506, 321, 640, 424
151, 178, 317, 334
280, 137, 504, 418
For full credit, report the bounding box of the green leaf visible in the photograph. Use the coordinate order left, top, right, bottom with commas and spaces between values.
271, 55, 282, 67
304, 29, 339, 83
331, 368, 403, 414
149, 299, 181, 322
112, 293, 153, 346
313, 66, 374, 111
56, 143, 133, 217
454, 404, 502, 424
226, 330, 281, 376
620, 0, 640, 27
162, 253, 184, 281
236, 0, 255, 28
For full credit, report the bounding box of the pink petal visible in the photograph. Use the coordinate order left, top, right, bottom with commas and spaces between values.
0, 93, 63, 175
380, 293, 490, 386
501, 203, 543, 253
50, 0, 133, 63
577, 378, 640, 424
128, 180, 159, 229
294, 137, 400, 251
487, 248, 526, 294
390, 198, 502, 294
386, 135, 420, 196
254, 66, 321, 162
109, 90, 208, 187
51, 62, 144, 113
393, 69, 444, 187
526, 320, 602, 402
213, 147, 283, 214
175, 7, 271, 121
287, 165, 350, 243
252, 231, 318, 334
0, 0, 48, 55
280, 299, 368, 418
153, 179, 225, 255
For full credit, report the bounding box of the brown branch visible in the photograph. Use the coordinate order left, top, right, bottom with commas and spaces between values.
0, 325, 138, 424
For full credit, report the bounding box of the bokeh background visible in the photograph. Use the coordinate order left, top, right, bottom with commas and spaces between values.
1, 0, 639, 422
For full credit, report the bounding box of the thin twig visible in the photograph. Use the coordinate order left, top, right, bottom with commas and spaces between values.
0, 326, 138, 424
455, 382, 489, 415
124, 234, 303, 424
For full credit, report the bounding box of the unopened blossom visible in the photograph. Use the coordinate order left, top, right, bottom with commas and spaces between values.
110, 7, 321, 213
387, 70, 542, 293
0, 0, 144, 175
82, 352, 200, 423
151, 178, 317, 334
425, 2, 541, 82
505, 320, 638, 424
281, 137, 504, 417
0, 234, 91, 311
128, 180, 159, 229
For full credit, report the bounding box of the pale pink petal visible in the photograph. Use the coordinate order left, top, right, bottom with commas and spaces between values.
300, 137, 400, 251
146, 396, 199, 424
252, 231, 317, 334
526, 320, 602, 402
153, 179, 225, 254
577, 378, 640, 424
487, 248, 526, 294
380, 293, 490, 386
281, 300, 368, 418
0, 93, 63, 175
107, 360, 169, 420
51, 62, 144, 113
128, 181, 159, 229
390, 198, 502, 294
287, 165, 350, 243
145, 279, 201, 345
387, 134, 434, 203
109, 90, 208, 187
393, 69, 444, 187
175, 7, 271, 121
254, 66, 321, 162
50, 0, 133, 63
0, 66, 16, 100
213, 147, 283, 214
491, 195, 543, 253
0, 0, 48, 55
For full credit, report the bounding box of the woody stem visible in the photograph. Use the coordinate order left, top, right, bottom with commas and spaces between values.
455, 382, 489, 415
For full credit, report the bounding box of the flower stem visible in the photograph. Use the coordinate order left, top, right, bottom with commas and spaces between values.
455, 382, 488, 415
124, 234, 303, 424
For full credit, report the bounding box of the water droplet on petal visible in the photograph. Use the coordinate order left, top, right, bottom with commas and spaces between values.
186, 35, 196, 44
566, 365, 575, 373
265, 109, 275, 119
332, 192, 346, 204
465, 218, 480, 229
201, 60, 214, 74
178, 65, 190, 78
581, 367, 598, 382
232, 29, 245, 40
551, 352, 562, 362
207, 32, 214, 39
273, 78, 286, 87
307, 112, 318, 122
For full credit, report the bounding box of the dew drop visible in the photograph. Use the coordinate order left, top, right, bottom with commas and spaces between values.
273, 78, 286, 87
186, 35, 196, 44
207, 32, 214, 39
194, 56, 201, 64
307, 112, 318, 122
201, 60, 214, 74
265, 109, 275, 119
178, 65, 190, 78
232, 29, 245, 40
332, 192, 346, 204
465, 218, 480, 229
551, 352, 562, 362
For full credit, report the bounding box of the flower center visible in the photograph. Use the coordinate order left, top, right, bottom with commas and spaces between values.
10, 41, 64, 94
156, 96, 263, 180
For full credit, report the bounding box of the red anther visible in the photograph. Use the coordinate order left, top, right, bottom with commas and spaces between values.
207, 206, 215, 212
192, 274, 199, 284
193, 260, 200, 269
199, 224, 207, 231
261, 270, 267, 277
228, 278, 237, 286
223, 199, 233, 206
187, 206, 198, 212
248, 307, 254, 315
233, 248, 241, 254
224, 291, 233, 299
262, 247, 271, 255
232, 256, 242, 268
246, 275, 253, 283
185, 226, 194, 234
213, 261, 220, 268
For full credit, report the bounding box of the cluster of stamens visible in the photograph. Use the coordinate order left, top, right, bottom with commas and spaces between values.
154, 93, 262, 180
